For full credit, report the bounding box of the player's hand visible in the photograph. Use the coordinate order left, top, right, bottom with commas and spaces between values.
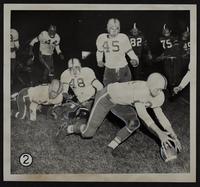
173, 86, 182, 94
173, 137, 182, 152
59, 53, 65, 61
159, 131, 174, 150
130, 59, 139, 67
97, 61, 104, 67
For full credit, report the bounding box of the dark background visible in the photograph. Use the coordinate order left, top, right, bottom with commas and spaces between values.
11, 10, 189, 82
0, 0, 199, 186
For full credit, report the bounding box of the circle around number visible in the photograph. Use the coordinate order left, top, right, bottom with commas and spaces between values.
19, 153, 33, 167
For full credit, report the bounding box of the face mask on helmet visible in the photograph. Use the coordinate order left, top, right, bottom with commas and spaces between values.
68, 58, 81, 77
107, 18, 120, 38
131, 23, 139, 36
182, 27, 190, 41
147, 73, 167, 97
48, 25, 56, 38
162, 24, 171, 37
49, 79, 63, 99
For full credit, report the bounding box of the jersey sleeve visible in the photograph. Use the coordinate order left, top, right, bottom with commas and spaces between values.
60, 70, 70, 93
12, 29, 19, 41
96, 34, 105, 52
121, 34, 133, 53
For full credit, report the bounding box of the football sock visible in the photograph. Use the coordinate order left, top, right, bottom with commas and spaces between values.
108, 137, 121, 150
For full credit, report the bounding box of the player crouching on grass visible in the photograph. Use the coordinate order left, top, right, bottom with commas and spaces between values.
62, 73, 182, 160
14, 79, 63, 121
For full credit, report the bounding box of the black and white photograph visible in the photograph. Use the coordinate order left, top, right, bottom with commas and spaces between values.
3, 4, 196, 182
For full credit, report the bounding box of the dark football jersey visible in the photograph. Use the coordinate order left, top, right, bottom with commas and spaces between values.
159, 35, 178, 55
179, 39, 190, 57
128, 33, 147, 58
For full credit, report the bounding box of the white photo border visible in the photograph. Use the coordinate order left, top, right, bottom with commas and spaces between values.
3, 4, 197, 182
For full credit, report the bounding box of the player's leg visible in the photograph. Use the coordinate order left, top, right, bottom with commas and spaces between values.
15, 88, 30, 119
65, 87, 115, 138
48, 55, 54, 82
103, 67, 119, 86
119, 65, 132, 82
108, 105, 140, 149
39, 54, 50, 83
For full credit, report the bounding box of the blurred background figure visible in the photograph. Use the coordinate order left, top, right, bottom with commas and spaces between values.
128, 22, 152, 80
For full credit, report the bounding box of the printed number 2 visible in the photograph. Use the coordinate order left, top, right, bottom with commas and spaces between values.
70, 78, 85, 88
103, 41, 119, 52
161, 39, 172, 49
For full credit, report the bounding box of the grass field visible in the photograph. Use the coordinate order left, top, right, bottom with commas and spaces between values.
10, 93, 190, 174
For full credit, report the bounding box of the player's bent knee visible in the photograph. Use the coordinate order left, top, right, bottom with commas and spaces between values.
128, 119, 140, 131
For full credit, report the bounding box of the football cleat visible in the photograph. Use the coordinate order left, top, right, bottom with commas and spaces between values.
160, 145, 177, 162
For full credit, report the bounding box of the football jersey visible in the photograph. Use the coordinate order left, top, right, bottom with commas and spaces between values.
38, 31, 60, 55
180, 39, 190, 58
128, 33, 146, 58
61, 67, 97, 103
159, 35, 178, 56
96, 33, 133, 68
107, 81, 165, 108
28, 85, 63, 105
10, 29, 19, 59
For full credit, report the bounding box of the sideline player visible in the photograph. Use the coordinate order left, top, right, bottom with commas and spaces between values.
11, 28, 20, 85
60, 58, 103, 109
14, 79, 63, 121
63, 73, 181, 152
96, 18, 139, 86
128, 23, 152, 80
29, 25, 65, 83
173, 62, 190, 94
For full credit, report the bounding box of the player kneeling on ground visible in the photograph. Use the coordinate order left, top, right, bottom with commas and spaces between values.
60, 58, 103, 110
14, 79, 63, 121
62, 73, 181, 161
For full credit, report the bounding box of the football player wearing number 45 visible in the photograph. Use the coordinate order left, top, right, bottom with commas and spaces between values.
60, 58, 103, 110
96, 18, 139, 86
29, 25, 65, 83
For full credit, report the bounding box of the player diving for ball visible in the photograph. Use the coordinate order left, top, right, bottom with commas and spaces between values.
60, 58, 103, 110
14, 79, 63, 121
63, 73, 182, 154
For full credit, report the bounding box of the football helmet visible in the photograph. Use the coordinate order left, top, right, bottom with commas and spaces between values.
162, 24, 171, 37
147, 73, 167, 97
130, 23, 139, 36
182, 26, 190, 41
107, 18, 120, 37
48, 24, 57, 38
68, 58, 81, 77
49, 79, 63, 99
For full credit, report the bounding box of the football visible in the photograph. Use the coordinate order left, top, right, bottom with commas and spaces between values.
160, 145, 177, 162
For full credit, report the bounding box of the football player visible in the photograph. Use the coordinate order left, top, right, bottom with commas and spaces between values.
29, 25, 65, 83
173, 62, 190, 94
180, 26, 190, 75
14, 79, 63, 121
60, 58, 103, 109
128, 23, 152, 80
11, 28, 20, 85
157, 24, 182, 99
96, 18, 139, 86
63, 73, 181, 154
